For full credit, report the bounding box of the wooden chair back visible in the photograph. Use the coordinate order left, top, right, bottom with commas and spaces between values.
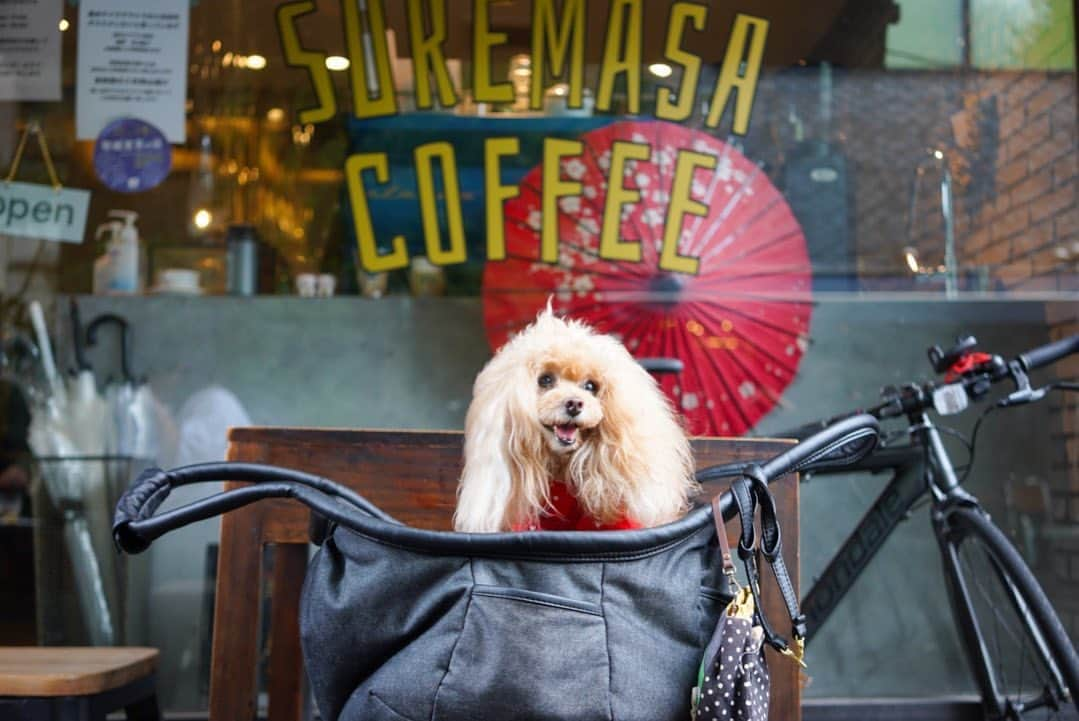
214, 428, 799, 721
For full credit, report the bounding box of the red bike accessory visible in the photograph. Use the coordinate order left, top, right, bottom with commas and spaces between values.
945, 352, 993, 382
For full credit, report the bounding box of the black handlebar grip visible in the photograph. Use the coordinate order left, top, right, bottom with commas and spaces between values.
113, 466, 172, 553
1019, 335, 1079, 372
637, 357, 684, 374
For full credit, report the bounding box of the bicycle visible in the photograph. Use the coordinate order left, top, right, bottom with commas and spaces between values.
695, 334, 1079, 720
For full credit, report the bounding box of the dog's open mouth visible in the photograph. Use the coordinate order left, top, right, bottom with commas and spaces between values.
550, 423, 579, 447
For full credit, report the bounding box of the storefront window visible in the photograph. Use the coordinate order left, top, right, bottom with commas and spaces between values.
0, 0, 1075, 714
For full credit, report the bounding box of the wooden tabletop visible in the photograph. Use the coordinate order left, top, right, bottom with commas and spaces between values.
0, 647, 158, 697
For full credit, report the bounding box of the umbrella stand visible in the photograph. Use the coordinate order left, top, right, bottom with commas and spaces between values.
32, 454, 151, 645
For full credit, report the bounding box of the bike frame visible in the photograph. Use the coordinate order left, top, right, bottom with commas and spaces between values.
802, 409, 1070, 716
800, 443, 925, 640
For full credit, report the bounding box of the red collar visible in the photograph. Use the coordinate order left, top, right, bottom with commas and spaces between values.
513, 481, 641, 531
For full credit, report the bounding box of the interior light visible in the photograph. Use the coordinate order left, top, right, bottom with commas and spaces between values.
648, 62, 673, 78
58, 18, 70, 32
266, 107, 285, 123
222, 51, 233, 67
246, 54, 267, 70
933, 149, 944, 160
211, 40, 222, 53
325, 55, 350, 71
193, 209, 212, 230
509, 54, 532, 77
903, 247, 919, 274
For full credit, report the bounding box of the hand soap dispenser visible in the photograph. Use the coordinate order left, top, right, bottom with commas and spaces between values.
93, 221, 121, 295
107, 210, 142, 293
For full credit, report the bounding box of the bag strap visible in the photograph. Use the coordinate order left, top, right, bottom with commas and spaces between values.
112, 462, 399, 554
711, 494, 739, 595
728, 465, 806, 666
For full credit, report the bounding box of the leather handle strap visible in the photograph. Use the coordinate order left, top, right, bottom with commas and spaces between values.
113, 462, 399, 554
711, 494, 737, 592
726, 469, 806, 657
742, 465, 807, 641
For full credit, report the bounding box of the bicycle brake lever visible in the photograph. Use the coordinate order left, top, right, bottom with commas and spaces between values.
998, 386, 1049, 407
999, 359, 1045, 407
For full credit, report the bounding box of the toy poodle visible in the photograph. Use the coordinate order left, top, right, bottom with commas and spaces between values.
454, 309, 696, 532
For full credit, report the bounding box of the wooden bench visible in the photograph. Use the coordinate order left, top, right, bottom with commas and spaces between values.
0, 646, 160, 720
216, 428, 800, 721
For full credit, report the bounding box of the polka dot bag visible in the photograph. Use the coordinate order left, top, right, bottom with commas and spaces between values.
692, 472, 806, 721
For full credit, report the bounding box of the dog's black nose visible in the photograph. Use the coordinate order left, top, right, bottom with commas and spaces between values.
565, 399, 583, 417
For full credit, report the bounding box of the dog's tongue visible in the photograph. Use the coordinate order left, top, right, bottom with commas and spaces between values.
555, 424, 578, 445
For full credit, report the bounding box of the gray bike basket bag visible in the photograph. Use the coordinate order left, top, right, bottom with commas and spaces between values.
112, 416, 878, 721
113, 462, 730, 721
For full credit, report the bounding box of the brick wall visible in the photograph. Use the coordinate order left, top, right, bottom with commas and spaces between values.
961, 72, 1077, 292
743, 68, 1077, 290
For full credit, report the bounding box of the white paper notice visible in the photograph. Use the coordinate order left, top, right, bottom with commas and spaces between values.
0, 0, 62, 101
76, 0, 189, 143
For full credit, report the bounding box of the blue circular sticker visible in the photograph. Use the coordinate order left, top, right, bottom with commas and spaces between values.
93, 118, 172, 193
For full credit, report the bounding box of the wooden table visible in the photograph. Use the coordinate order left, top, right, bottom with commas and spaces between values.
0, 646, 160, 720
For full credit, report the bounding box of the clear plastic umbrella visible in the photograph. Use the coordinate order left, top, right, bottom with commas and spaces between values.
26, 300, 115, 645
65, 300, 116, 623
85, 314, 175, 463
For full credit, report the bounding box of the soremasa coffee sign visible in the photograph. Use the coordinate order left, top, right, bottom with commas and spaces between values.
277, 0, 768, 274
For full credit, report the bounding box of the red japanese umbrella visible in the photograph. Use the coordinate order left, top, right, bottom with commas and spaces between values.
483, 120, 812, 436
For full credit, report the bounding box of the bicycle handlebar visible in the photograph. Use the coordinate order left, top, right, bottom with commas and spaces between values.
870, 334, 1078, 419
1019, 335, 1079, 373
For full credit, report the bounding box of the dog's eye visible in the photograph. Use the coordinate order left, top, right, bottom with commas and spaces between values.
583, 380, 599, 395
538, 373, 555, 388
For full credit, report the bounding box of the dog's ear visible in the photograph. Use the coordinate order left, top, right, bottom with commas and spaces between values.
573, 349, 695, 527
454, 350, 547, 532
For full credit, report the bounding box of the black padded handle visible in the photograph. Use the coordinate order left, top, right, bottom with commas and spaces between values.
1019, 335, 1079, 372
696, 413, 880, 487
701, 414, 880, 521
112, 462, 398, 554
758, 413, 879, 479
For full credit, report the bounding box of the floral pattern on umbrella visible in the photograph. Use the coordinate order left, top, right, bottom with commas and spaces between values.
483, 120, 812, 436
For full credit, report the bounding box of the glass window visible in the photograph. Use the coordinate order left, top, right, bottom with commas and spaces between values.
0, 0, 1075, 714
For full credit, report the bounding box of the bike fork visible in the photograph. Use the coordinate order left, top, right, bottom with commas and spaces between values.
933, 506, 1068, 719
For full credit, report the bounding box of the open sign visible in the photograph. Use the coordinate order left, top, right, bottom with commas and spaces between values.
0, 181, 90, 243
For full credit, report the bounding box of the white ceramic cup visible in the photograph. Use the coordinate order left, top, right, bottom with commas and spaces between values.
316, 273, 336, 297
295, 273, 317, 297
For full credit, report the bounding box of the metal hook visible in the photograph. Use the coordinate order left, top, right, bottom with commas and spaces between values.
85, 313, 133, 383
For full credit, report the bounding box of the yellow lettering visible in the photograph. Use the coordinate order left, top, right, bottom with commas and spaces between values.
705, 14, 768, 134
655, 3, 707, 122
595, 0, 642, 114
600, 141, 650, 262
342, 0, 398, 119
276, 2, 337, 124
541, 138, 583, 263
406, 0, 458, 110
345, 153, 409, 272
473, 0, 514, 104
530, 0, 585, 110
661, 150, 715, 275
414, 143, 466, 266
484, 137, 521, 262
